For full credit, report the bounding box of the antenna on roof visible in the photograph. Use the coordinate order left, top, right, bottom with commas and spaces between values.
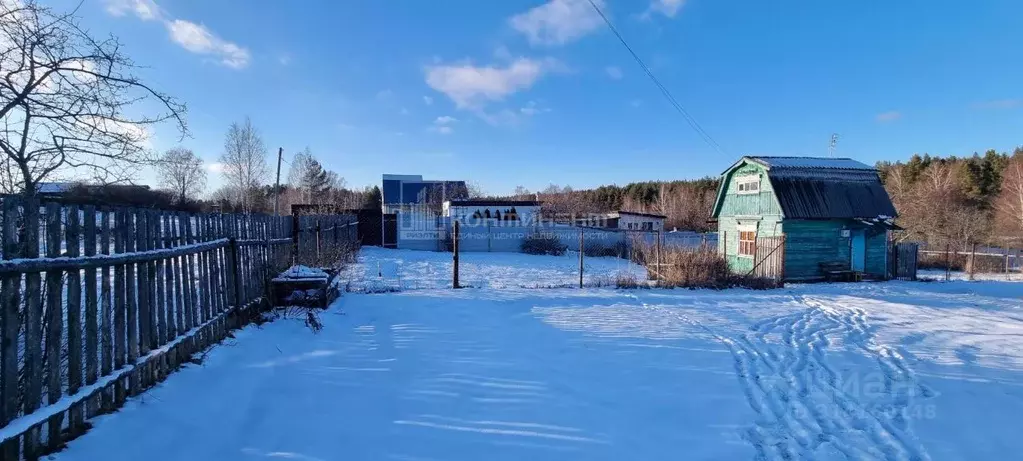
829, 133, 840, 158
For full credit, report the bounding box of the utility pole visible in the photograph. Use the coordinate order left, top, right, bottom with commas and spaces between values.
272, 147, 283, 216
829, 133, 840, 158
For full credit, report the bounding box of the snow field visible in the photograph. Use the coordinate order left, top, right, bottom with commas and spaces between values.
50, 248, 1023, 461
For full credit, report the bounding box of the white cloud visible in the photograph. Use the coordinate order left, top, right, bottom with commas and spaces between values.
205, 162, 226, 173
875, 111, 902, 123
973, 99, 1023, 110
425, 58, 557, 109
166, 20, 250, 68
423, 96, 434, 105
645, 0, 686, 18
104, 0, 161, 21
430, 115, 457, 135
605, 66, 623, 80
104, 1, 250, 69
509, 0, 605, 46
519, 101, 550, 116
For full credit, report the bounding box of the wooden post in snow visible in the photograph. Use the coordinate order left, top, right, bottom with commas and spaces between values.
944, 243, 951, 282
968, 243, 977, 281
578, 229, 584, 288
452, 220, 460, 289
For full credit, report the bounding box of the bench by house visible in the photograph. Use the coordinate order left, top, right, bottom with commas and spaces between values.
819, 261, 857, 282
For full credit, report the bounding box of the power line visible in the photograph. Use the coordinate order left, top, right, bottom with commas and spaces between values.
586, 0, 726, 157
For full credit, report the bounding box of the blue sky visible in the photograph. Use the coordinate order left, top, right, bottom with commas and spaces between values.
46, 0, 1023, 195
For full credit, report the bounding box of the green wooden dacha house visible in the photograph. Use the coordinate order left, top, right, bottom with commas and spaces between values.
711, 156, 898, 280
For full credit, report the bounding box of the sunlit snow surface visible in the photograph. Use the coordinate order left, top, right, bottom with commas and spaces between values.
54, 248, 1023, 461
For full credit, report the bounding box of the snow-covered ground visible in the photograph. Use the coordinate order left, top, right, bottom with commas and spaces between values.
51, 249, 1023, 461
918, 268, 1023, 281
337, 246, 648, 291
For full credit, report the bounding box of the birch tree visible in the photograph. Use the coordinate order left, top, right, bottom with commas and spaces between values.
220, 117, 268, 212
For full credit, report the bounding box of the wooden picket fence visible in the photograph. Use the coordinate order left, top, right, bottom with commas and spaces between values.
0, 197, 302, 460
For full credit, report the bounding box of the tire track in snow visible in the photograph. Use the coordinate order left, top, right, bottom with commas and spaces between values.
626, 292, 932, 461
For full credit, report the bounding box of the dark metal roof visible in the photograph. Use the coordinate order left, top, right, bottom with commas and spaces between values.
768, 170, 897, 219
748, 156, 874, 170
613, 210, 667, 219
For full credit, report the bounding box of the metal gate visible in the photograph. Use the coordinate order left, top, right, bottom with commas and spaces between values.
890, 242, 918, 280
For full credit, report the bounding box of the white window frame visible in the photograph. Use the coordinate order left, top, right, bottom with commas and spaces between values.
735, 175, 761, 195
737, 223, 757, 258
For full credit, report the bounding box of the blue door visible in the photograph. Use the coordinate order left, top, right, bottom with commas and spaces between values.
851, 230, 866, 272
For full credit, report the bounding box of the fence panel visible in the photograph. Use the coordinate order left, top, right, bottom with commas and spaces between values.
752, 235, 786, 282
0, 198, 342, 460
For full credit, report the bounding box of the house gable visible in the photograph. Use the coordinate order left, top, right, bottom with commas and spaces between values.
711, 158, 784, 219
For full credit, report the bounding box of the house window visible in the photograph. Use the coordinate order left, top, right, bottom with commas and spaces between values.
736, 176, 760, 195
738, 231, 756, 256
642, 222, 653, 231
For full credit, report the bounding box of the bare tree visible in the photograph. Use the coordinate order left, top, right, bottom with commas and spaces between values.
994, 154, 1023, 244
220, 117, 268, 212
0, 0, 186, 196
157, 147, 205, 204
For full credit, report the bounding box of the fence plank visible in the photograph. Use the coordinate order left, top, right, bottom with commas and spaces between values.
126, 210, 141, 395
44, 202, 65, 450
1, 197, 22, 459
82, 205, 99, 419
21, 199, 43, 456
100, 209, 113, 409
113, 209, 127, 404
153, 211, 166, 348
182, 213, 197, 340
164, 212, 178, 341
195, 215, 209, 348
66, 204, 85, 436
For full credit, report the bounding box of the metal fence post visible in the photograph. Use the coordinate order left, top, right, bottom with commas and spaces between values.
453, 220, 460, 289
578, 229, 584, 288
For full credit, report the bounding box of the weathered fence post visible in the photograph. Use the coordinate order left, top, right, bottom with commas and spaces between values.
66, 204, 85, 437
1006, 247, 1011, 281
968, 243, 977, 281
578, 229, 584, 288
452, 220, 460, 289
22, 197, 42, 458
944, 243, 950, 282
656, 230, 662, 282
0, 197, 21, 459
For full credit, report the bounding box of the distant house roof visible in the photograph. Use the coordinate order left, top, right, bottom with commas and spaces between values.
715, 156, 897, 220
37, 182, 74, 194
445, 199, 541, 207
611, 210, 667, 219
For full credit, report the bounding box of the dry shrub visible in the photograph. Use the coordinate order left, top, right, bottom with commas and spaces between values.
632, 242, 778, 289
918, 249, 1008, 273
